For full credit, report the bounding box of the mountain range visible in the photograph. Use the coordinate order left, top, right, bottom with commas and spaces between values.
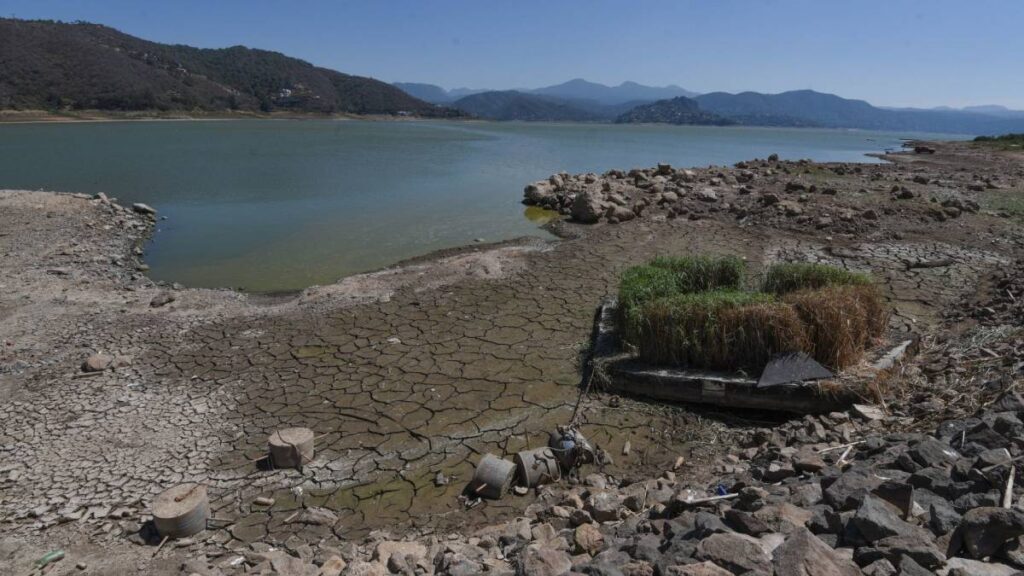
0, 18, 457, 116
393, 78, 697, 106
393, 81, 1024, 134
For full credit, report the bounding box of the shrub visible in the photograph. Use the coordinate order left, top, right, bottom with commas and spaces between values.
618, 265, 680, 313
650, 255, 746, 294
627, 291, 807, 370
784, 284, 889, 369
762, 262, 872, 295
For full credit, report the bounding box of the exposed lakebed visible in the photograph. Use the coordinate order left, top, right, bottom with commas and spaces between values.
0, 120, 965, 291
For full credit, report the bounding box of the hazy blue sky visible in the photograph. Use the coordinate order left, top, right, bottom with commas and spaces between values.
4, 0, 1022, 108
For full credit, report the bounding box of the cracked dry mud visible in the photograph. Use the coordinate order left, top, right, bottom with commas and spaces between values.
1, 140, 1022, 574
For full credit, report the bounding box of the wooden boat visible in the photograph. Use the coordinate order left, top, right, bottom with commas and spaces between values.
590, 298, 863, 414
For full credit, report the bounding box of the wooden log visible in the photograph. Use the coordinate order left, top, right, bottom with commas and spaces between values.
268, 427, 315, 468
152, 483, 209, 538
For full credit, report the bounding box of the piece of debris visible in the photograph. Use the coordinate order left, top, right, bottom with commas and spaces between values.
851, 403, 887, 421
150, 291, 176, 308
82, 353, 113, 373
471, 454, 515, 499
268, 427, 315, 468
757, 351, 833, 388
152, 483, 209, 539
132, 202, 157, 216
434, 471, 449, 487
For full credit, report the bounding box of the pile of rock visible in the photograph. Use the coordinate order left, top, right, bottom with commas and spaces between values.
174, 397, 1024, 575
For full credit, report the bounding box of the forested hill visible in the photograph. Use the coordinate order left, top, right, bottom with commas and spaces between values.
0, 18, 459, 117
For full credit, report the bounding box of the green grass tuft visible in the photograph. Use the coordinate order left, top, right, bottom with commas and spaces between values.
649, 254, 745, 294
762, 262, 872, 295
618, 265, 680, 313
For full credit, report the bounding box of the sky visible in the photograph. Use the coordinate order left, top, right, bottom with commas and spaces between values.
3, 0, 1023, 109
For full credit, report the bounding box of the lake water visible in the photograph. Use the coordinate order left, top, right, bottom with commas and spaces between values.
0, 120, 965, 292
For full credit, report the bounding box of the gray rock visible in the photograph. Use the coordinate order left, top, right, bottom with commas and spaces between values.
908, 437, 960, 469
824, 467, 884, 511
696, 533, 772, 576
520, 543, 572, 576
571, 190, 606, 224
959, 507, 1024, 559
771, 528, 860, 576
852, 534, 945, 569
860, 559, 896, 576
132, 202, 157, 215
945, 557, 1021, 576
851, 495, 922, 543
662, 562, 732, 575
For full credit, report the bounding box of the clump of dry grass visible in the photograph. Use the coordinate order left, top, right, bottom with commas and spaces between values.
784, 284, 889, 369
619, 256, 888, 372
628, 291, 808, 370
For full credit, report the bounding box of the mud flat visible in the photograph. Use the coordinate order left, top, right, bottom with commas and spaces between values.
1, 140, 1022, 574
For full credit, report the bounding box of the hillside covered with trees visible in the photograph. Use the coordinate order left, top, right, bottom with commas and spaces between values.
0, 18, 459, 117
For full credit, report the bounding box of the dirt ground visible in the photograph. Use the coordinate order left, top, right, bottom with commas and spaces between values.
1, 140, 1022, 574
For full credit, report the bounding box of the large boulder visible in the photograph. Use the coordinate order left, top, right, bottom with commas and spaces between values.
524, 182, 556, 205
571, 190, 606, 224
771, 528, 860, 576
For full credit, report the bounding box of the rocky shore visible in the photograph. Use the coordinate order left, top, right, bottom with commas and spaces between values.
1, 140, 1022, 575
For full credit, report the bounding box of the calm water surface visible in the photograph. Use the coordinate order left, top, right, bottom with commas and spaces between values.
0, 120, 965, 291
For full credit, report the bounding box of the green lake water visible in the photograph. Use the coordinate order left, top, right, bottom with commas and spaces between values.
0, 120, 965, 292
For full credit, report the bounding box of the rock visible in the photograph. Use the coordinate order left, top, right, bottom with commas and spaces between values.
132, 203, 157, 215
82, 353, 113, 372
344, 560, 387, 576
860, 559, 896, 576
525, 182, 555, 204
779, 201, 804, 216
824, 466, 884, 511
319, 555, 346, 576
793, 450, 827, 474
907, 437, 959, 469
572, 190, 606, 224
751, 503, 814, 534
862, 209, 879, 220
959, 507, 1024, 559
521, 543, 572, 576
724, 509, 771, 536
696, 533, 772, 576
944, 557, 1020, 576
373, 541, 426, 570
851, 495, 922, 543
575, 523, 605, 555
895, 556, 932, 576
852, 404, 887, 421
763, 461, 797, 482
695, 188, 718, 202
607, 205, 637, 223
663, 562, 732, 576
771, 528, 860, 576
853, 534, 945, 569
586, 492, 621, 522
150, 291, 176, 308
